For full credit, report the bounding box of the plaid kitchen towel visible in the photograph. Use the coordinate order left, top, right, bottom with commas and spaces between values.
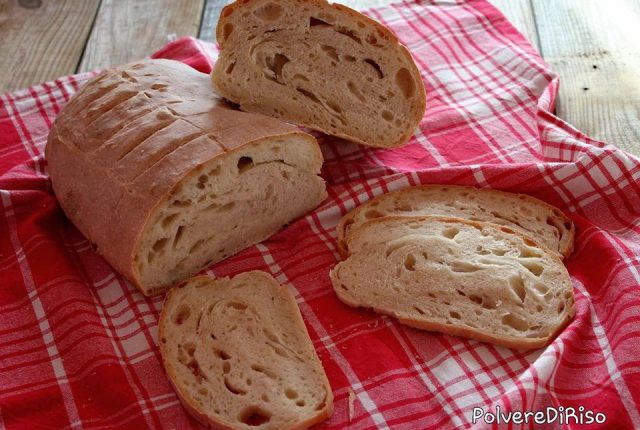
1, 0, 639, 429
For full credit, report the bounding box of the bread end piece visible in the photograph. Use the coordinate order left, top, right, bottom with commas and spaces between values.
212, 0, 426, 148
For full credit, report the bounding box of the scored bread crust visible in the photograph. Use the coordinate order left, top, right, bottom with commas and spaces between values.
159, 271, 334, 430
46, 59, 326, 296
212, 0, 426, 148
336, 185, 575, 258
331, 216, 576, 350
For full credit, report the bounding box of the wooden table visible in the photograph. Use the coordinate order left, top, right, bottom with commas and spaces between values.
2, 0, 638, 155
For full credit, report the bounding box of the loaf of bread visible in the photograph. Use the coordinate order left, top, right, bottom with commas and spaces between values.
331, 216, 575, 350
211, 0, 426, 148
46, 59, 327, 296
159, 271, 333, 429
336, 185, 574, 258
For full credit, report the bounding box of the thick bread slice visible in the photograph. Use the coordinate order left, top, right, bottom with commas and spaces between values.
46, 59, 327, 296
159, 271, 333, 430
212, 0, 426, 148
330, 216, 575, 350
336, 185, 574, 258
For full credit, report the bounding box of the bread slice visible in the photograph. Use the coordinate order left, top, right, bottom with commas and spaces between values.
159, 271, 333, 429
336, 185, 574, 258
330, 216, 575, 350
211, 0, 426, 148
46, 59, 327, 296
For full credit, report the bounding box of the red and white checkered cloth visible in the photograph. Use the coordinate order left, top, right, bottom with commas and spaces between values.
1, 1, 639, 429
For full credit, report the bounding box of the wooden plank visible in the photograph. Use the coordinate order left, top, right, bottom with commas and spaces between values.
489, 0, 539, 50
200, 0, 233, 42
532, 0, 640, 155
0, 0, 100, 92
78, 0, 205, 72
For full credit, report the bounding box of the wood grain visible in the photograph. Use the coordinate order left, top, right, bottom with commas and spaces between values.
489, 0, 539, 50
0, 0, 100, 92
532, 0, 640, 155
78, 0, 205, 72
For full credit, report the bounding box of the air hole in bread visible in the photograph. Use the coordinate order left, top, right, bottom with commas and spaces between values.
187, 359, 206, 383
364, 209, 383, 219
152, 237, 168, 252
364, 59, 383, 78
215, 349, 231, 360
382, 110, 393, 122
521, 261, 544, 277
508, 275, 526, 303
173, 225, 185, 249
223, 23, 234, 40
173, 305, 190, 325
344, 54, 356, 62
296, 400, 306, 407
171, 199, 191, 207
347, 81, 366, 102
502, 313, 529, 331
225, 60, 236, 74
223, 362, 231, 374
449, 261, 481, 273
469, 295, 482, 305
557, 302, 565, 314
519, 246, 541, 258
404, 253, 416, 271
251, 364, 276, 379
395, 67, 415, 99
366, 33, 380, 46
296, 87, 321, 104
309, 16, 331, 27
334, 25, 361, 44
449, 311, 461, 319
237, 156, 254, 173
413, 306, 426, 315
265, 53, 289, 84
285, 388, 299, 399
475, 246, 490, 255
225, 378, 247, 395
492, 249, 507, 256
321, 45, 339, 61
253, 2, 283, 21
482, 297, 497, 309
227, 301, 248, 310
442, 227, 460, 240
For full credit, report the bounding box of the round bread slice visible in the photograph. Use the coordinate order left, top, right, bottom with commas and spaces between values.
159, 271, 333, 429
330, 216, 576, 350
211, 0, 426, 148
46, 59, 327, 296
336, 185, 574, 258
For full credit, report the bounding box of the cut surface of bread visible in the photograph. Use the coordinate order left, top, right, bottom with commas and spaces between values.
212, 0, 426, 148
336, 185, 574, 258
331, 216, 575, 350
159, 271, 333, 430
46, 59, 327, 296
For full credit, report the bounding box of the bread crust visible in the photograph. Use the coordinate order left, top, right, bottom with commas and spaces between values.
213, 0, 426, 148
159, 272, 334, 429
336, 184, 575, 258
332, 215, 576, 351
46, 59, 323, 295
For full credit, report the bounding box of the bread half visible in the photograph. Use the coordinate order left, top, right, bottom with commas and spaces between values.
46, 59, 327, 296
331, 216, 575, 350
159, 271, 333, 429
336, 185, 574, 258
212, 0, 426, 148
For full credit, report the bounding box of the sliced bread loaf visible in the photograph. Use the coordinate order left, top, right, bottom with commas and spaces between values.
330, 216, 575, 350
336, 185, 574, 258
211, 0, 426, 148
46, 59, 327, 296
159, 271, 333, 429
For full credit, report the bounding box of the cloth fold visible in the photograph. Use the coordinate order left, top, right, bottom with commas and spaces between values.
1, 1, 639, 429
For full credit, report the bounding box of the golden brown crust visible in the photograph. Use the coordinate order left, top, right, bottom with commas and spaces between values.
336, 184, 575, 258
46, 59, 321, 295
